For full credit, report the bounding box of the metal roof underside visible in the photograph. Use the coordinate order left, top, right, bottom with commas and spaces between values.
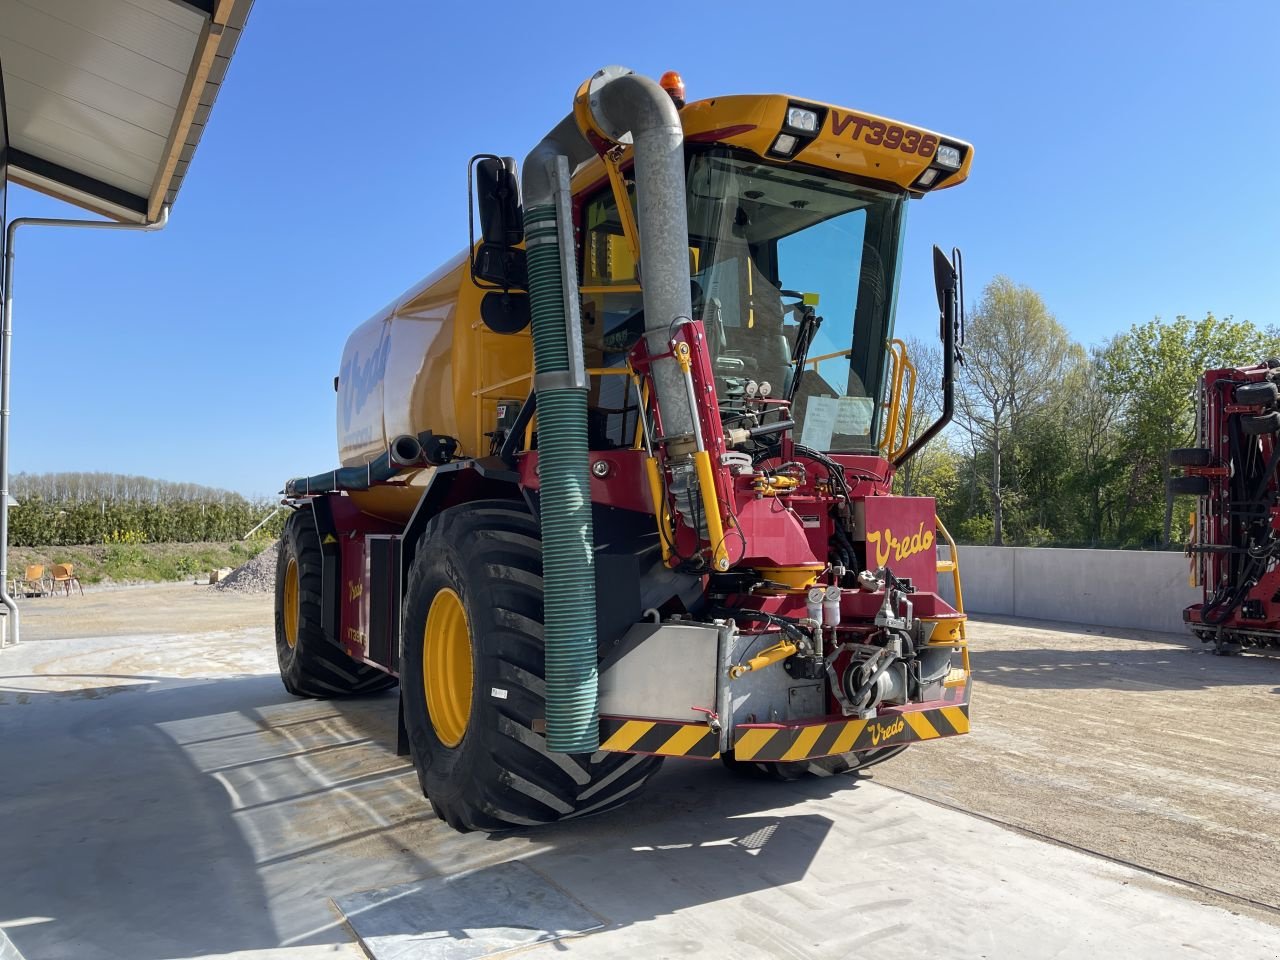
0, 0, 253, 223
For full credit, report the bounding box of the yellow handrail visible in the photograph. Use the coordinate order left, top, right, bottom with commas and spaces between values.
893, 341, 917, 461
472, 366, 631, 399
878, 342, 902, 455
805, 349, 852, 368
876, 339, 916, 462
935, 515, 964, 617
472, 372, 532, 398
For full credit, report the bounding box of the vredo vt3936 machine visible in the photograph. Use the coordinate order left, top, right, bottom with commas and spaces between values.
275, 67, 974, 832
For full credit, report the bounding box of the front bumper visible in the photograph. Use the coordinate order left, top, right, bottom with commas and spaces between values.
599, 699, 971, 762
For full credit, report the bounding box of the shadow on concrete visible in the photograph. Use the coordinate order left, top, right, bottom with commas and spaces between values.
0, 670, 867, 960
0, 673, 298, 960
337, 795, 838, 957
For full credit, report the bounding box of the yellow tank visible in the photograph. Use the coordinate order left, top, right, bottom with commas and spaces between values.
334, 250, 534, 521
335, 251, 531, 445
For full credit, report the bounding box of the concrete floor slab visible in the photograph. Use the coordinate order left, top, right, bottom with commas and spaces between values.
336, 860, 602, 959
2, 588, 1279, 959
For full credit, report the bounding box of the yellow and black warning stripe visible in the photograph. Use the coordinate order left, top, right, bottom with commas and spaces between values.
599, 717, 720, 758
732, 705, 969, 763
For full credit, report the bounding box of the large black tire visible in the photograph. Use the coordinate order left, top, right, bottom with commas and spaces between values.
1241, 411, 1280, 435
274, 508, 398, 698
1235, 381, 1278, 406
1168, 475, 1211, 496
722, 745, 908, 780
401, 500, 663, 832
1168, 447, 1211, 468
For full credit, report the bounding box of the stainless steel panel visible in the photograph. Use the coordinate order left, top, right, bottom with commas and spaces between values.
598, 621, 720, 722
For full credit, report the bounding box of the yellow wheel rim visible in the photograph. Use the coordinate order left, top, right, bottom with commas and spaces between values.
283, 557, 300, 649
424, 587, 473, 747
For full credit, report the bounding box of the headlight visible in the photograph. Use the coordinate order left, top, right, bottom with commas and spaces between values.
785, 106, 819, 132
935, 144, 962, 169
771, 133, 798, 156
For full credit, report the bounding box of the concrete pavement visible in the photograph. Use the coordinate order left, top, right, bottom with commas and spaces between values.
1, 590, 1278, 959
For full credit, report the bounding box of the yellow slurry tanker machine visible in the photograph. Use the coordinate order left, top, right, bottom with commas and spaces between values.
276, 67, 973, 832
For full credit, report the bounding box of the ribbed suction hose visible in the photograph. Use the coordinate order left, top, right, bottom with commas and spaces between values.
523, 117, 600, 754
521, 67, 692, 753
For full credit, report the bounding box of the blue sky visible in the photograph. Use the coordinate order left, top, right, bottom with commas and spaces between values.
5, 1, 1277, 496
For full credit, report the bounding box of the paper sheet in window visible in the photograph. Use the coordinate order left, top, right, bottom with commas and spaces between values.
835, 396, 875, 435
800, 396, 839, 450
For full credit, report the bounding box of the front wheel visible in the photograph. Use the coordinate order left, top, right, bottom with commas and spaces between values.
400, 500, 663, 832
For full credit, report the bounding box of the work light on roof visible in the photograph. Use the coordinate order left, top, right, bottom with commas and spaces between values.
935, 144, 963, 169
785, 106, 819, 132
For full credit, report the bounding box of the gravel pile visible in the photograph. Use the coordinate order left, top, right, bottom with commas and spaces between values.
213, 540, 279, 594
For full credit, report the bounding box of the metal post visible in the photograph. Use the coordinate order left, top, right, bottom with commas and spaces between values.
0, 207, 168, 647
241, 505, 282, 541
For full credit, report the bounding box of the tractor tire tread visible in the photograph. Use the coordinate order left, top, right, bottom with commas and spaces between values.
401, 500, 662, 832
274, 508, 398, 699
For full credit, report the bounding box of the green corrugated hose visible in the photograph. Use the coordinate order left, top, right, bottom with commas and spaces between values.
523, 203, 599, 754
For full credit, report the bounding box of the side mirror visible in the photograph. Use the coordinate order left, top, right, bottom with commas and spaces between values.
472, 155, 523, 246
932, 245, 955, 314
469, 155, 527, 292
932, 244, 965, 350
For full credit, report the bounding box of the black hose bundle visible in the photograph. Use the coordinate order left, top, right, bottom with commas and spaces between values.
284, 432, 455, 497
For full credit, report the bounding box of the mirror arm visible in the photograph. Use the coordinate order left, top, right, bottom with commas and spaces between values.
893, 278, 956, 469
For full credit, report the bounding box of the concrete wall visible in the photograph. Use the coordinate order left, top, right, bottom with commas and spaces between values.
936, 546, 1200, 634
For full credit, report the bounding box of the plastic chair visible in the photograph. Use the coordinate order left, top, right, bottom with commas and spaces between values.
17, 564, 50, 597
50, 563, 83, 597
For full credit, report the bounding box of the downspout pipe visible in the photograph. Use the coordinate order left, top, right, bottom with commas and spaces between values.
0, 208, 169, 647
520, 66, 694, 753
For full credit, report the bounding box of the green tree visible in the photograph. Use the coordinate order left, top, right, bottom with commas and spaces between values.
957, 277, 1078, 545
1099, 313, 1276, 545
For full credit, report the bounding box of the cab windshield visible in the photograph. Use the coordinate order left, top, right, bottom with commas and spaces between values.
687, 149, 905, 452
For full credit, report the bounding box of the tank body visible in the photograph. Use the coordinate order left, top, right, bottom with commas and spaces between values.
337, 252, 533, 459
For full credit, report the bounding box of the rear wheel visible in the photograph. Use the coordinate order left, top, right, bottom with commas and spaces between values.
401, 500, 663, 832
274, 508, 397, 698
